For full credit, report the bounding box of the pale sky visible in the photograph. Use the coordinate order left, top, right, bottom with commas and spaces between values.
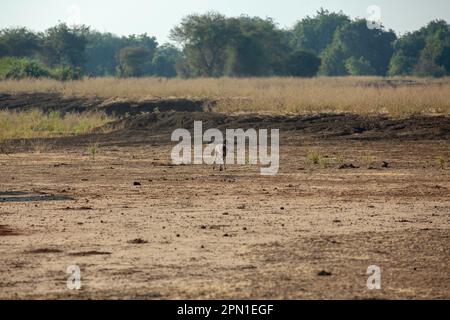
1, 0, 450, 44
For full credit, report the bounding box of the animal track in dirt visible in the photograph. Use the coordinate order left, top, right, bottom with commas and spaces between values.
68, 251, 112, 256
25, 248, 63, 254
0, 225, 21, 236
127, 238, 148, 244
62, 206, 93, 211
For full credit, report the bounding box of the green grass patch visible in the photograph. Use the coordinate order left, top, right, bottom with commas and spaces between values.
0, 109, 113, 141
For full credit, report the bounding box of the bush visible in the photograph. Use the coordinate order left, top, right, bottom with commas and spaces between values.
50, 66, 83, 81
286, 49, 321, 77
116, 46, 153, 77
345, 56, 376, 76
413, 59, 447, 77
0, 57, 50, 79
388, 53, 417, 76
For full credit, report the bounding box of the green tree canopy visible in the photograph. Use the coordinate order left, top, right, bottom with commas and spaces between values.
320, 19, 396, 76
152, 43, 180, 77
171, 13, 291, 77
84, 31, 124, 76
389, 20, 450, 77
345, 56, 376, 75
170, 12, 231, 77
291, 8, 350, 55
0, 27, 40, 58
225, 16, 290, 76
41, 23, 89, 68
0, 12, 448, 79
116, 46, 153, 77
285, 49, 321, 77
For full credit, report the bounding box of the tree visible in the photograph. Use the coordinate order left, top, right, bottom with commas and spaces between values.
171, 13, 291, 77
0, 42, 9, 57
319, 44, 347, 76
122, 33, 158, 54
345, 56, 376, 75
291, 8, 350, 55
116, 46, 153, 77
389, 20, 450, 77
285, 49, 321, 77
170, 12, 231, 77
224, 16, 291, 77
320, 19, 396, 76
84, 31, 124, 76
389, 27, 427, 76
0, 27, 40, 58
388, 53, 417, 76
419, 21, 450, 75
84, 32, 158, 77
41, 23, 89, 69
152, 43, 180, 77
413, 59, 446, 77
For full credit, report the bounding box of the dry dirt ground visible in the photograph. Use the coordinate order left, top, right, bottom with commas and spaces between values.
1, 109, 450, 299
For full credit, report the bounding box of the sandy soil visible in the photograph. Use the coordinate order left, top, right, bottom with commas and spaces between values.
0, 103, 449, 299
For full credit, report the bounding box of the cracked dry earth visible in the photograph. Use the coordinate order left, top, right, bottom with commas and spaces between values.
0, 135, 449, 299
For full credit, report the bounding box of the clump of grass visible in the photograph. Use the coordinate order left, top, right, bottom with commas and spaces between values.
318, 156, 330, 169
30, 138, 53, 154
88, 142, 99, 161
335, 154, 345, 166
306, 150, 330, 168
436, 156, 446, 170
0, 109, 113, 141
307, 149, 322, 165
362, 154, 375, 169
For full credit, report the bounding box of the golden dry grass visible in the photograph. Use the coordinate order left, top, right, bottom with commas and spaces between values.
1, 77, 450, 115
0, 109, 113, 141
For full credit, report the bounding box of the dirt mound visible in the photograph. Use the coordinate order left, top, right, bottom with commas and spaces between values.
105, 111, 450, 141
0, 93, 101, 114
2, 92, 450, 144
0, 92, 211, 115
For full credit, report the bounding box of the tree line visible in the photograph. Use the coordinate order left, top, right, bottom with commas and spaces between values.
0, 9, 449, 79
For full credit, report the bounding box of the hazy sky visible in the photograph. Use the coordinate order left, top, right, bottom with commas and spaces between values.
1, 0, 450, 43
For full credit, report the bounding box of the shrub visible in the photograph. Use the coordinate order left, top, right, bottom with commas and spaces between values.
413, 59, 447, 78
0, 57, 50, 79
50, 66, 83, 81
345, 56, 376, 76
286, 49, 321, 77
116, 46, 153, 77
307, 149, 322, 165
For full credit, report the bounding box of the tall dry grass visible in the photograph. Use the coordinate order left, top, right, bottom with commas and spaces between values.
0, 109, 112, 141
1, 77, 450, 115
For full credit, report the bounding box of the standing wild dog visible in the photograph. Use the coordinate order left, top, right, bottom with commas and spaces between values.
213, 143, 227, 171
